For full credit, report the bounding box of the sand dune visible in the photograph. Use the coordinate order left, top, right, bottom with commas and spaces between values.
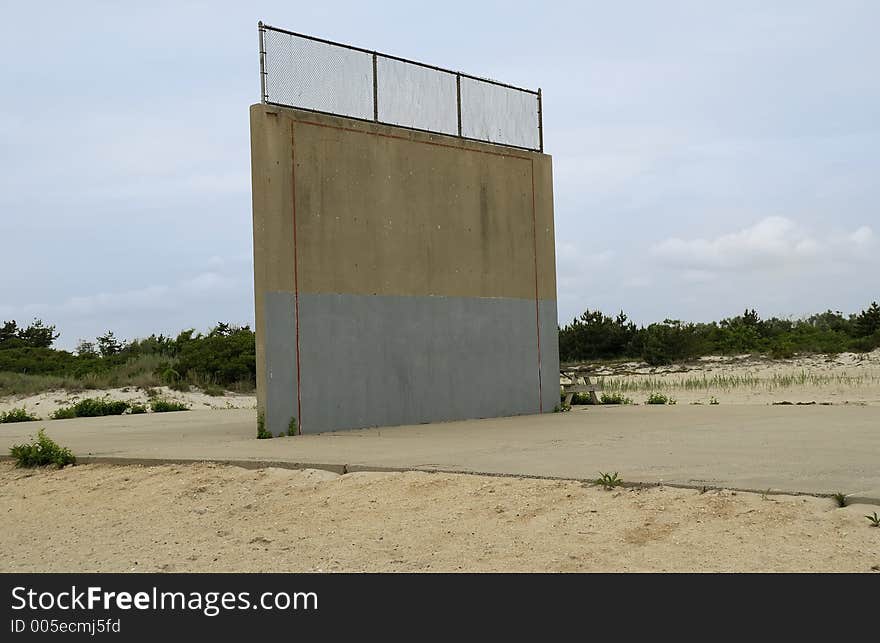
563, 349, 880, 406
0, 386, 255, 419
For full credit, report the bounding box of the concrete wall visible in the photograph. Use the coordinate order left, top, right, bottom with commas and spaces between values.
250, 104, 558, 434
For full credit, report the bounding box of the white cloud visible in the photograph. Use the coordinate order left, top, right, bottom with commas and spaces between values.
555, 242, 614, 293
849, 226, 874, 246
622, 275, 654, 289
556, 241, 614, 268
0, 267, 251, 349
650, 217, 874, 273
59, 285, 173, 316
52, 272, 240, 318
681, 270, 717, 284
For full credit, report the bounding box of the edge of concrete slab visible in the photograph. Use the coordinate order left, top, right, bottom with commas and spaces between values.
2, 454, 878, 507
0, 455, 348, 476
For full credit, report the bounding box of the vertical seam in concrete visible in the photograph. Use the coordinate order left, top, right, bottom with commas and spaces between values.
291, 123, 303, 434
530, 158, 543, 412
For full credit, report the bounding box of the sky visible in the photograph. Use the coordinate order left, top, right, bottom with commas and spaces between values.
1, 1, 878, 348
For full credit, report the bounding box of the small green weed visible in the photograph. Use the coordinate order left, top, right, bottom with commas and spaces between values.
287, 417, 298, 437
832, 492, 848, 508
596, 471, 623, 490
257, 412, 272, 439
866, 512, 880, 527
10, 429, 75, 468
0, 407, 39, 423
129, 403, 148, 414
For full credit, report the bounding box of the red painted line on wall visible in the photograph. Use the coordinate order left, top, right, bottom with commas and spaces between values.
530, 159, 543, 413
291, 125, 303, 434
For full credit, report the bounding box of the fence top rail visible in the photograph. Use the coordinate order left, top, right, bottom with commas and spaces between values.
258, 21, 540, 96
260, 101, 542, 154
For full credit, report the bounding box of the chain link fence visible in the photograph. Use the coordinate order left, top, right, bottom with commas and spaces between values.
259, 22, 543, 152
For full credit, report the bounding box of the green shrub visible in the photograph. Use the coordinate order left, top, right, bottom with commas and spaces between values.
641, 320, 702, 366
129, 403, 148, 414
646, 392, 676, 405
202, 384, 225, 397
10, 429, 75, 468
558, 310, 638, 361
769, 340, 796, 359
0, 346, 81, 376
561, 392, 596, 405
287, 417, 298, 437
174, 325, 255, 388
50, 406, 76, 419
51, 398, 129, 419
854, 302, 880, 337
159, 367, 181, 386
0, 320, 59, 350
600, 392, 632, 405
0, 407, 39, 423
150, 399, 188, 413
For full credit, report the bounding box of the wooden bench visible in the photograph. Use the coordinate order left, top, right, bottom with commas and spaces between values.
559, 371, 602, 406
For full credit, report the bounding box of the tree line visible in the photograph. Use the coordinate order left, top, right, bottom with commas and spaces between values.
0, 320, 255, 388
559, 302, 880, 365
2, 300, 879, 385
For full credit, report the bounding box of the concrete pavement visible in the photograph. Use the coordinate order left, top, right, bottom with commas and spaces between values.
1, 405, 878, 504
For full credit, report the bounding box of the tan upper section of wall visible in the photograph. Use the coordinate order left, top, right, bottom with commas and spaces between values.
251, 104, 556, 301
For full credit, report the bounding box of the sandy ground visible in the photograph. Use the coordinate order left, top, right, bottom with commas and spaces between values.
0, 386, 256, 419
1, 462, 877, 573
563, 349, 880, 406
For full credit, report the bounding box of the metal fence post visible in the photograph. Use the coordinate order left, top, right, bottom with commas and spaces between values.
258, 22, 267, 103
456, 74, 463, 137
372, 53, 379, 122
537, 88, 543, 153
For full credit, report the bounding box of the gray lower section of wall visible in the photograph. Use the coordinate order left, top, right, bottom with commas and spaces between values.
263, 291, 559, 434
264, 292, 300, 436
539, 299, 560, 412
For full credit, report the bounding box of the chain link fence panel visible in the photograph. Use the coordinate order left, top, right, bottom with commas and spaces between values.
459, 77, 541, 151
263, 28, 374, 121
376, 57, 458, 136
260, 23, 542, 152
